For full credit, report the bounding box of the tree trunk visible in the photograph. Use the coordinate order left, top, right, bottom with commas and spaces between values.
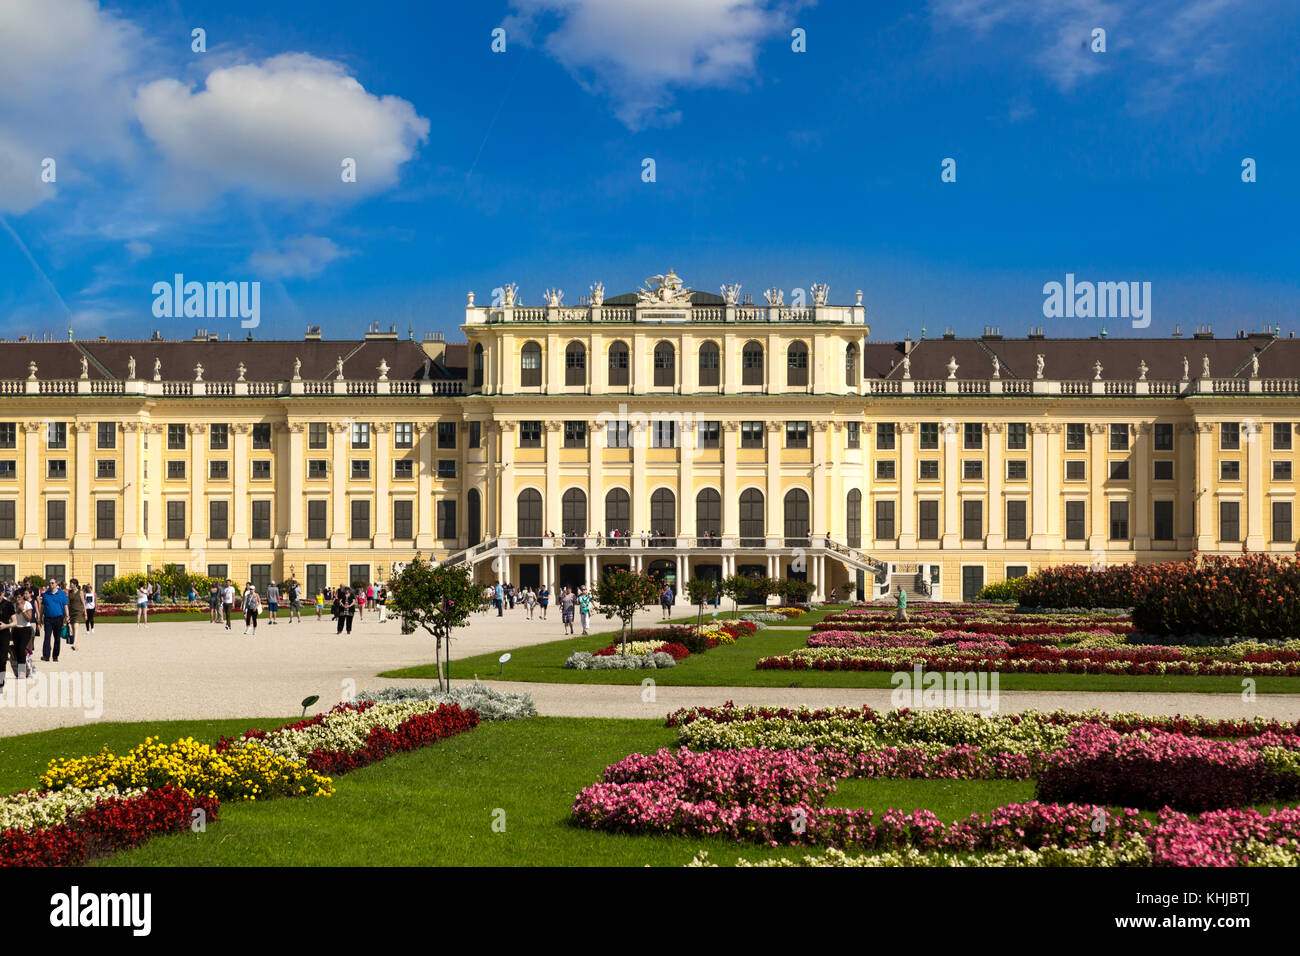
435, 635, 446, 693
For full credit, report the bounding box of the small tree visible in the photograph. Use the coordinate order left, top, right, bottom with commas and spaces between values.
595, 570, 660, 653
388, 554, 486, 692
684, 577, 714, 631
721, 574, 766, 620
780, 578, 814, 605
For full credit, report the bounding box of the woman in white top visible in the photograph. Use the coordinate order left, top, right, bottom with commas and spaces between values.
136, 585, 149, 627
84, 584, 97, 633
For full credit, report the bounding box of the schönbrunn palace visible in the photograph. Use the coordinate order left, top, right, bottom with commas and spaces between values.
2, 269, 1298, 602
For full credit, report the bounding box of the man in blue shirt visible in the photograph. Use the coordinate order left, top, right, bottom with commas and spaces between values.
40, 579, 69, 662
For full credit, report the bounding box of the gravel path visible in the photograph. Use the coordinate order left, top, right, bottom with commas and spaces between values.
2, 610, 1297, 736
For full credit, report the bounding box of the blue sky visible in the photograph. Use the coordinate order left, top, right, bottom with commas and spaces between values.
0, 0, 1296, 344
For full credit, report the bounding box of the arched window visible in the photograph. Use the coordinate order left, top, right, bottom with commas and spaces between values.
604, 488, 630, 537
517, 489, 542, 545
846, 489, 862, 548
742, 341, 764, 386
653, 341, 675, 388
520, 342, 542, 387
739, 488, 765, 546
696, 488, 721, 544
784, 489, 810, 547
845, 343, 858, 387
650, 488, 676, 545
787, 341, 809, 387
472, 343, 484, 388
467, 488, 482, 545
565, 341, 586, 387
698, 341, 720, 387
561, 488, 586, 541
608, 341, 630, 387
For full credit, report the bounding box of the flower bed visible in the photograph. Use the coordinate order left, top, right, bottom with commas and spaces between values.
564, 651, 676, 670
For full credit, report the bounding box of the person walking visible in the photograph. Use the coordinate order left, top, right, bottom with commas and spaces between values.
40, 579, 68, 662
136, 582, 149, 627
222, 579, 236, 630
287, 581, 301, 623
266, 580, 280, 625
315, 589, 325, 621
894, 587, 908, 623
336, 586, 356, 635
578, 586, 591, 636
2, 588, 36, 681
242, 583, 261, 635
83, 583, 96, 634
376, 584, 388, 623
537, 584, 549, 620
66, 578, 84, 650
356, 587, 366, 622
208, 583, 221, 623
494, 582, 504, 617
524, 586, 536, 620
560, 587, 576, 635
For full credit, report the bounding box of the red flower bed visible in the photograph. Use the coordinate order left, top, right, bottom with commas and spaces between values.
307, 704, 479, 776
0, 784, 217, 867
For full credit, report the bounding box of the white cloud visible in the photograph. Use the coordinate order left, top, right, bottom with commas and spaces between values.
504, 0, 808, 129
136, 54, 430, 202
249, 235, 351, 279
125, 240, 151, 260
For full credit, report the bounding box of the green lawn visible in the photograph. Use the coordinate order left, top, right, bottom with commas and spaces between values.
0, 715, 1034, 867
393, 618, 1300, 694
96, 610, 211, 624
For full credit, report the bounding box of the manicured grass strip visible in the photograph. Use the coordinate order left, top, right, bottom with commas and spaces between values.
95, 611, 212, 624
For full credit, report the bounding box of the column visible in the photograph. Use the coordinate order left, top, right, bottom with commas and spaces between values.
1030, 424, 1055, 548
499, 423, 516, 541
372, 423, 392, 548
231, 424, 250, 547
544, 420, 561, 534
829, 421, 845, 541
285, 424, 305, 548
590, 334, 605, 394
1045, 424, 1064, 545
941, 423, 959, 548
898, 423, 916, 548
1195, 421, 1214, 550
587, 418, 603, 533
121, 423, 141, 548
328, 422, 348, 547
145, 424, 163, 549
1134, 422, 1152, 549
416, 423, 435, 548
1177, 423, 1196, 549
631, 421, 647, 533
1246, 419, 1266, 550
682, 332, 697, 394
20, 421, 40, 548
1087, 423, 1107, 549
765, 333, 778, 394
765, 421, 781, 542
680, 423, 695, 542
187, 423, 206, 548
722, 422, 739, 536
812, 422, 828, 535
72, 422, 93, 549
986, 423, 1004, 549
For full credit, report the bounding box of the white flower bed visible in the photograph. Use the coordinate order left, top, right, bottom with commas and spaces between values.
564, 651, 676, 670
0, 785, 146, 832
356, 683, 537, 721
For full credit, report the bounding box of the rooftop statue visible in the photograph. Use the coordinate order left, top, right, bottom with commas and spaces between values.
127, 355, 136, 379
637, 269, 692, 306
720, 283, 741, 306
810, 283, 829, 306
590, 282, 605, 307
1035, 354, 1045, 380
763, 287, 784, 306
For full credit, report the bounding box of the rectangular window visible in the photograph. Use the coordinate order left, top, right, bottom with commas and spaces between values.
47, 459, 68, 480
167, 424, 185, 450
437, 459, 457, 479
1109, 500, 1130, 540
351, 422, 371, 449
1154, 423, 1174, 451
698, 421, 721, 449
209, 424, 229, 450
606, 421, 630, 448
519, 421, 542, 447
166, 460, 185, 480
1006, 460, 1027, 481
962, 459, 983, 481
308, 423, 328, 449
437, 422, 456, 449
351, 499, 371, 539
307, 500, 327, 540
1006, 500, 1027, 541
741, 421, 764, 448
962, 500, 983, 540
1006, 565, 1029, 580
251, 500, 271, 540
1007, 423, 1027, 450
918, 500, 939, 540
651, 421, 677, 449
785, 422, 808, 448
0, 423, 14, 449
251, 460, 271, 480
877, 423, 896, 450
209, 500, 229, 540
48, 422, 68, 449
308, 459, 328, 480
1153, 500, 1175, 541
469, 422, 482, 449
846, 422, 860, 449
208, 460, 229, 480
1273, 501, 1293, 543
1220, 460, 1241, 481
1220, 422, 1240, 451
1109, 424, 1130, 451
1109, 460, 1130, 480
96, 459, 116, 480
393, 459, 414, 479
306, 564, 327, 599
394, 500, 414, 540
1220, 500, 1240, 542
436, 500, 457, 539
919, 422, 939, 450
874, 500, 895, 540
1066, 423, 1086, 451
0, 500, 14, 538
1065, 501, 1086, 540
963, 423, 982, 450
0, 460, 15, 480
563, 421, 586, 448
166, 500, 185, 540
1065, 460, 1087, 482
206, 564, 228, 584
875, 460, 896, 480
1154, 460, 1174, 481
1274, 460, 1293, 482
252, 423, 272, 450
1274, 422, 1293, 451
97, 422, 116, 449
94, 564, 115, 593
395, 422, 414, 448
95, 500, 114, 539
351, 459, 371, 480
919, 459, 939, 481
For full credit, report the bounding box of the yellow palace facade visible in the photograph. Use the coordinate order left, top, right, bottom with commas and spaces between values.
2, 270, 1297, 601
